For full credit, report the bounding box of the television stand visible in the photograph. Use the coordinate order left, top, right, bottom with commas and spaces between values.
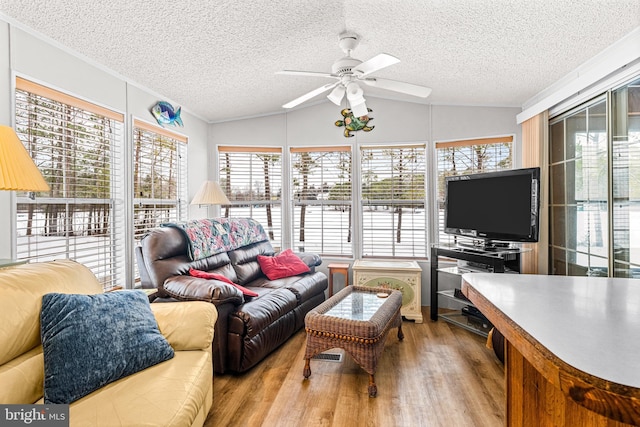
430, 243, 528, 337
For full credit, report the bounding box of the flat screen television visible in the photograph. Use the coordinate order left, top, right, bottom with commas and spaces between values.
444, 167, 540, 248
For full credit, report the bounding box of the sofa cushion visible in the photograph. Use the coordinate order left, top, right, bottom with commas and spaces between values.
40, 291, 174, 404
228, 289, 299, 338
66, 350, 213, 427
228, 240, 275, 285
189, 268, 258, 297
0, 346, 44, 404
285, 271, 329, 305
257, 249, 310, 280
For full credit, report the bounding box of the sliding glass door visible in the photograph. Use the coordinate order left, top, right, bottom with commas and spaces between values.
549, 76, 640, 278
611, 77, 640, 277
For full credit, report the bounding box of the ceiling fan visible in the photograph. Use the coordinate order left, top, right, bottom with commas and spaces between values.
277, 32, 432, 116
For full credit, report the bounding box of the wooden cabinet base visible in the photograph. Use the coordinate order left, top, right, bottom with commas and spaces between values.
505, 340, 637, 426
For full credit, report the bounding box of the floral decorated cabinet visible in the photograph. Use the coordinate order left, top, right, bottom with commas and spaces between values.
352, 260, 423, 323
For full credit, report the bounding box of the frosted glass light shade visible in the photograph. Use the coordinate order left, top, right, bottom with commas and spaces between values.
327, 85, 346, 105
191, 180, 230, 205
350, 100, 369, 117
345, 82, 364, 102
0, 125, 50, 191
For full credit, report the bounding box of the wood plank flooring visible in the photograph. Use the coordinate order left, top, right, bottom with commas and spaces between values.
205, 307, 505, 427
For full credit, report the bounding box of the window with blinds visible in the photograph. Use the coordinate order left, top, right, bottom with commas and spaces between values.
435, 136, 513, 245
290, 147, 352, 256
218, 146, 282, 249
133, 120, 187, 268
15, 77, 125, 290
360, 144, 427, 258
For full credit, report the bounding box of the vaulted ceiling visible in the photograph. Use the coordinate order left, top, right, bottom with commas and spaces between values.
1, 1, 638, 122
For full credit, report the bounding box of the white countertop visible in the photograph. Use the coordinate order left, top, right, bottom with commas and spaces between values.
462, 273, 640, 389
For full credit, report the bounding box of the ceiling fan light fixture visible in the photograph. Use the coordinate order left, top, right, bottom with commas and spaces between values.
350, 99, 368, 117
280, 32, 432, 110
327, 85, 346, 105
345, 82, 364, 102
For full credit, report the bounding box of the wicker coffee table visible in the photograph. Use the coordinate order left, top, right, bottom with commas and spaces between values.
303, 285, 403, 397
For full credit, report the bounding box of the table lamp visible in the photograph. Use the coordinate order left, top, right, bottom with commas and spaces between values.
0, 125, 50, 192
0, 125, 49, 267
191, 180, 230, 206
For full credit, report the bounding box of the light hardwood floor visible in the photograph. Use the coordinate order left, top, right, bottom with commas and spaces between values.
205, 307, 505, 427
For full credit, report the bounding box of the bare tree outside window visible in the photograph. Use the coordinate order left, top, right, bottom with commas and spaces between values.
218, 147, 283, 249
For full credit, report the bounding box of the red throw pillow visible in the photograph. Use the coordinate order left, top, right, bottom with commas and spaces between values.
257, 249, 311, 280
188, 268, 258, 297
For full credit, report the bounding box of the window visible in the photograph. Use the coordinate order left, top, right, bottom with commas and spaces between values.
15, 77, 125, 290
360, 144, 426, 258
132, 119, 187, 275
218, 146, 282, 249
435, 136, 513, 245
290, 147, 352, 256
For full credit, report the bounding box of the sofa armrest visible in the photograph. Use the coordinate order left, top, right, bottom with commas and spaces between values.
151, 301, 217, 351
163, 275, 244, 305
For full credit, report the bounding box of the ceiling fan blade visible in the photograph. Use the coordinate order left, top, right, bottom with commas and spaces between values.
352, 53, 400, 77
282, 82, 339, 109
362, 78, 432, 98
277, 70, 338, 79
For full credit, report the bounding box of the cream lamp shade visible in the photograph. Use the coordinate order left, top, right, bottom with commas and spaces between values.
0, 125, 49, 191
191, 180, 230, 205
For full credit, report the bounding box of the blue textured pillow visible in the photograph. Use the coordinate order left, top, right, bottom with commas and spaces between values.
40, 291, 174, 404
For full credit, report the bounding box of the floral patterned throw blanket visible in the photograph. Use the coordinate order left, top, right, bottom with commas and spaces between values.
162, 217, 269, 261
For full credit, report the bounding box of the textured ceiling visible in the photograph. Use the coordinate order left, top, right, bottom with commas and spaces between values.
1, 0, 639, 122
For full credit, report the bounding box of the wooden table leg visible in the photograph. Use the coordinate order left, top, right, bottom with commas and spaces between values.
368, 374, 377, 397
328, 274, 334, 297
303, 358, 311, 379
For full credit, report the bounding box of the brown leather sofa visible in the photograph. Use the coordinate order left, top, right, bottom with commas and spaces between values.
137, 218, 327, 374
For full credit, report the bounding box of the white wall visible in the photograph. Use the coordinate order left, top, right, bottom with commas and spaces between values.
210, 98, 522, 306
0, 20, 210, 280
212, 99, 521, 147
432, 105, 522, 144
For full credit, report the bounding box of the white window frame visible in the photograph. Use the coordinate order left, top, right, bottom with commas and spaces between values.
359, 143, 428, 259
217, 146, 283, 250
132, 119, 188, 281
14, 77, 126, 290
290, 146, 353, 257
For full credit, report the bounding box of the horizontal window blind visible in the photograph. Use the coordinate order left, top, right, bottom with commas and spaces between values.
15, 78, 125, 291
218, 146, 282, 249
133, 121, 187, 276
435, 136, 513, 245
290, 147, 352, 256
360, 144, 427, 258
